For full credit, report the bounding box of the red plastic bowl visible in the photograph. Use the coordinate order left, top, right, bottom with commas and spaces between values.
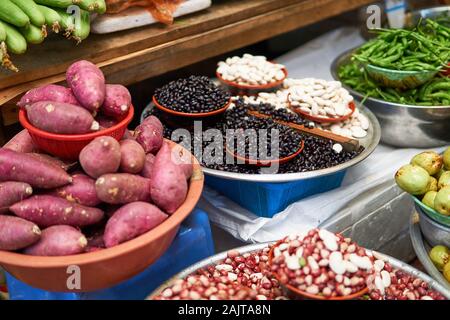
19, 106, 134, 160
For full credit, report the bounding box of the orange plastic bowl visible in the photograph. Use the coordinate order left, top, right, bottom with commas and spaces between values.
268, 240, 368, 300
19, 105, 134, 160
216, 66, 288, 96
0, 141, 204, 292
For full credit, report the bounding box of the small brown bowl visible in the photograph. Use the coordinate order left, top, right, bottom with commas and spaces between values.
152, 96, 231, 119
288, 93, 356, 123
0, 140, 204, 292
216, 66, 288, 96
268, 240, 369, 300
226, 140, 304, 167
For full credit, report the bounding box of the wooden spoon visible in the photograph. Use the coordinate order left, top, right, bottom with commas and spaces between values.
248, 110, 360, 152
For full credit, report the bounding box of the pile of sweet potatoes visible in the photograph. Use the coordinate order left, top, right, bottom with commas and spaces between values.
0, 60, 193, 257
18, 60, 132, 135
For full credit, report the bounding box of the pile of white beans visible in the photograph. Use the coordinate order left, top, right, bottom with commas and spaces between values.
239, 78, 370, 140
217, 54, 286, 86
287, 78, 353, 119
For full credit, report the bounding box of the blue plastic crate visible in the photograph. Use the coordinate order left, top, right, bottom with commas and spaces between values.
205, 171, 346, 218
5, 209, 214, 300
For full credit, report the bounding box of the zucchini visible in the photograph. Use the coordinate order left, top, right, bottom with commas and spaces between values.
37, 5, 61, 33
94, 0, 106, 14
34, 0, 79, 8
0, 22, 6, 42
0, 0, 30, 28
20, 24, 47, 44
0, 41, 18, 72
0, 21, 27, 55
54, 8, 75, 38
10, 0, 46, 27
72, 9, 90, 43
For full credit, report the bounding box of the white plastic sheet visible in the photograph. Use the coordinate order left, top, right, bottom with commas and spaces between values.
197, 27, 447, 243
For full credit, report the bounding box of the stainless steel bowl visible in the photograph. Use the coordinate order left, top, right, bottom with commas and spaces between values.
142, 102, 381, 183
331, 50, 450, 148
416, 203, 450, 248
410, 211, 450, 290
148, 242, 450, 299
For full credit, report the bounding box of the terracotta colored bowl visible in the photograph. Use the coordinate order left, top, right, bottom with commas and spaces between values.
288, 94, 356, 123
19, 106, 134, 160
226, 140, 304, 167
0, 141, 204, 292
268, 240, 368, 300
216, 66, 288, 96
153, 96, 231, 119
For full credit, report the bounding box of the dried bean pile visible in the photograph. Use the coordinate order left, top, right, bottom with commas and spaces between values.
154, 76, 230, 113
144, 100, 363, 175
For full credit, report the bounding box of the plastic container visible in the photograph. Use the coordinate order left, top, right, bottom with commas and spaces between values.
0, 141, 204, 292
5, 209, 214, 300
205, 171, 346, 217
19, 106, 134, 160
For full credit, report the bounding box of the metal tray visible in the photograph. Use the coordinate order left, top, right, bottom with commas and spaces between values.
141, 103, 381, 183
410, 211, 450, 291
148, 242, 450, 300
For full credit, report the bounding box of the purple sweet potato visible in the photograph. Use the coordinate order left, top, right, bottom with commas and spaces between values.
171, 144, 193, 179
52, 173, 100, 207
134, 116, 163, 154
122, 129, 134, 140
103, 202, 168, 248
26, 101, 99, 134
95, 115, 118, 129
66, 60, 106, 112
0, 215, 41, 251
24, 225, 87, 256
140, 153, 155, 179
150, 142, 188, 214
17, 84, 80, 108
10, 195, 104, 227
119, 139, 145, 174
28, 153, 76, 172
0, 148, 72, 189
0, 182, 33, 214
3, 129, 38, 153
79, 136, 121, 178
101, 84, 131, 119
95, 173, 151, 204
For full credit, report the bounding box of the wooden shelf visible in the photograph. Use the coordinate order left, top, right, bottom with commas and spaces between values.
0, 0, 373, 106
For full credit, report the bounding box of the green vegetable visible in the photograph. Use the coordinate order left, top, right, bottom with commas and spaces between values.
36, 5, 61, 33
0, 21, 27, 55
77, 0, 105, 12
34, 0, 79, 8
0, 0, 30, 28
0, 22, 6, 42
10, 0, 45, 27
72, 9, 90, 43
54, 8, 76, 38
19, 24, 47, 44
94, 0, 106, 14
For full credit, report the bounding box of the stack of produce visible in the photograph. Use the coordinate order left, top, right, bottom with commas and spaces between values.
0, 0, 106, 72
153, 229, 446, 300
0, 60, 192, 256
395, 147, 450, 216
338, 19, 450, 106
429, 245, 450, 283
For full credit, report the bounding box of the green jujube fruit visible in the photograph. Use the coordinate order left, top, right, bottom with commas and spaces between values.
435, 169, 446, 180
422, 191, 437, 208
444, 262, 450, 282
444, 147, 450, 170
434, 187, 450, 216
428, 177, 438, 192
429, 245, 450, 271
411, 151, 443, 176
395, 164, 431, 195
438, 171, 450, 190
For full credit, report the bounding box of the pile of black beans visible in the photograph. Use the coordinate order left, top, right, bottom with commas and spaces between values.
154, 76, 230, 113
144, 98, 364, 174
